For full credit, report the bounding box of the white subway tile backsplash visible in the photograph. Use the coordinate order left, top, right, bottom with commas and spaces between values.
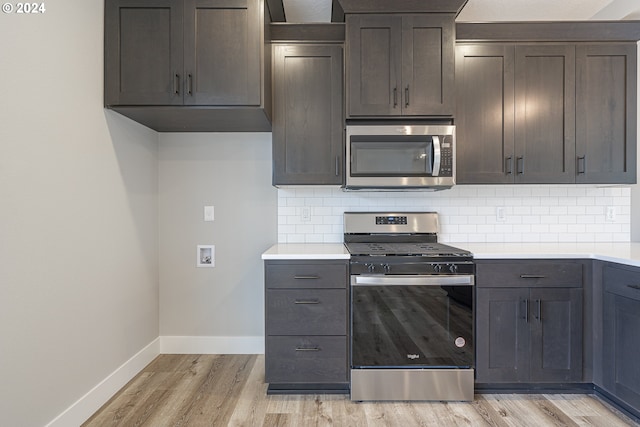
276, 185, 632, 243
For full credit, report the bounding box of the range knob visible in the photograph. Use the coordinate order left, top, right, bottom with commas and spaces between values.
448, 264, 459, 273
433, 263, 443, 273
383, 264, 391, 273
366, 263, 375, 273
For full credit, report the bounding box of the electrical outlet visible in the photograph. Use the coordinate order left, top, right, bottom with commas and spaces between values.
301, 207, 311, 222
606, 206, 616, 222
496, 206, 506, 222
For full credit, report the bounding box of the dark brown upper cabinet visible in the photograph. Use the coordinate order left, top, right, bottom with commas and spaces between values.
272, 44, 344, 186
576, 44, 637, 184
104, 0, 271, 132
346, 14, 454, 118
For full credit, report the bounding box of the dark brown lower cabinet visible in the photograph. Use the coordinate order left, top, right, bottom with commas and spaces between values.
475, 261, 584, 384
264, 260, 349, 392
602, 264, 640, 409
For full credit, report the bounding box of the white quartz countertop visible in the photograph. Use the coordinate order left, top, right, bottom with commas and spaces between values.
261, 244, 350, 260
262, 242, 640, 267
453, 242, 640, 268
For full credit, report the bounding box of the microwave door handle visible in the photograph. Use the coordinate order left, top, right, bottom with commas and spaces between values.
432, 135, 441, 176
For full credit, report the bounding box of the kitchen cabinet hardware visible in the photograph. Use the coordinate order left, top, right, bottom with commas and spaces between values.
393, 87, 398, 108
294, 300, 320, 305
516, 156, 525, 174
522, 298, 529, 322
295, 347, 320, 351
577, 156, 586, 174
174, 74, 180, 95
187, 73, 193, 96
294, 275, 320, 280
335, 156, 340, 177
506, 156, 513, 175
535, 299, 541, 321
405, 85, 410, 107
520, 274, 546, 279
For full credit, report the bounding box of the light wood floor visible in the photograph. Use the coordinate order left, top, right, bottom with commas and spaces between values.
83, 354, 639, 427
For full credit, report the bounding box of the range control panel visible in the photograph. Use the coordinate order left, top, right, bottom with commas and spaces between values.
375, 216, 408, 225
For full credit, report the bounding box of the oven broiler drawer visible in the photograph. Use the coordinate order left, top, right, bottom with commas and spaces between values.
265, 336, 348, 384
266, 289, 347, 335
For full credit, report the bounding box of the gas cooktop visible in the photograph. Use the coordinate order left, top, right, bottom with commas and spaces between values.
344, 242, 472, 258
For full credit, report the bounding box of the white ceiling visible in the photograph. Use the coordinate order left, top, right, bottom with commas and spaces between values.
281, 0, 640, 22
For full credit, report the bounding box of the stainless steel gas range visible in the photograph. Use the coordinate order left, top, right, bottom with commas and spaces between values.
344, 212, 475, 402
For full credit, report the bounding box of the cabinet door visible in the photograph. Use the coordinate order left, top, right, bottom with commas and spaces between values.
576, 44, 637, 184
514, 45, 576, 183
347, 15, 401, 116
272, 45, 344, 185
476, 288, 530, 382
603, 265, 640, 408
104, 0, 183, 105
529, 288, 583, 382
401, 14, 454, 116
456, 44, 515, 184
183, 0, 261, 105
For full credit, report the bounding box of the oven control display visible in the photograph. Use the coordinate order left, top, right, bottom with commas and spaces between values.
376, 216, 407, 225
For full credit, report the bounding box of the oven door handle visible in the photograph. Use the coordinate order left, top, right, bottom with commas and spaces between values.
352, 275, 474, 287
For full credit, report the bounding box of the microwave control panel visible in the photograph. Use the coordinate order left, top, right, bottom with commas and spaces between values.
438, 136, 453, 177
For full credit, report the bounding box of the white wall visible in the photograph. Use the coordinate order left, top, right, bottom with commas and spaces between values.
158, 133, 276, 352
0, 1, 159, 425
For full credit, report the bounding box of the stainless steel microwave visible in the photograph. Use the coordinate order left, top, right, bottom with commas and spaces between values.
345, 124, 456, 191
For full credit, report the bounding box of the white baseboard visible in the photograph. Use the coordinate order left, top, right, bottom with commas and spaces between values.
45, 335, 263, 427
160, 335, 264, 354
45, 338, 160, 427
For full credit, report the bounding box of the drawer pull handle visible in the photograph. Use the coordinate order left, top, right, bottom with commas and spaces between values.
520, 274, 546, 279
294, 275, 320, 280
628, 284, 640, 291
294, 300, 320, 304
295, 347, 320, 351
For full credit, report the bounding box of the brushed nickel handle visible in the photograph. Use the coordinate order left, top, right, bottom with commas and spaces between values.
294, 275, 320, 280
188, 73, 193, 95
393, 87, 398, 108
174, 73, 180, 95
335, 156, 340, 176
577, 156, 586, 174
517, 156, 524, 174
520, 274, 546, 279
535, 299, 541, 321
522, 299, 529, 323
405, 85, 410, 107
506, 156, 513, 175
295, 347, 320, 351
294, 300, 320, 305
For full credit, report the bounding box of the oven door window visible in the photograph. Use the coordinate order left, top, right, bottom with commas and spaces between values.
351, 284, 473, 369
350, 136, 433, 177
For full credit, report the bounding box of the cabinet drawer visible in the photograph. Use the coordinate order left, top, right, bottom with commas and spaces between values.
266, 289, 347, 335
265, 336, 348, 384
604, 264, 640, 301
265, 262, 347, 289
476, 261, 583, 288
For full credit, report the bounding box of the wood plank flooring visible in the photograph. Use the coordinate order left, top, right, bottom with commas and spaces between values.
83, 354, 639, 427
